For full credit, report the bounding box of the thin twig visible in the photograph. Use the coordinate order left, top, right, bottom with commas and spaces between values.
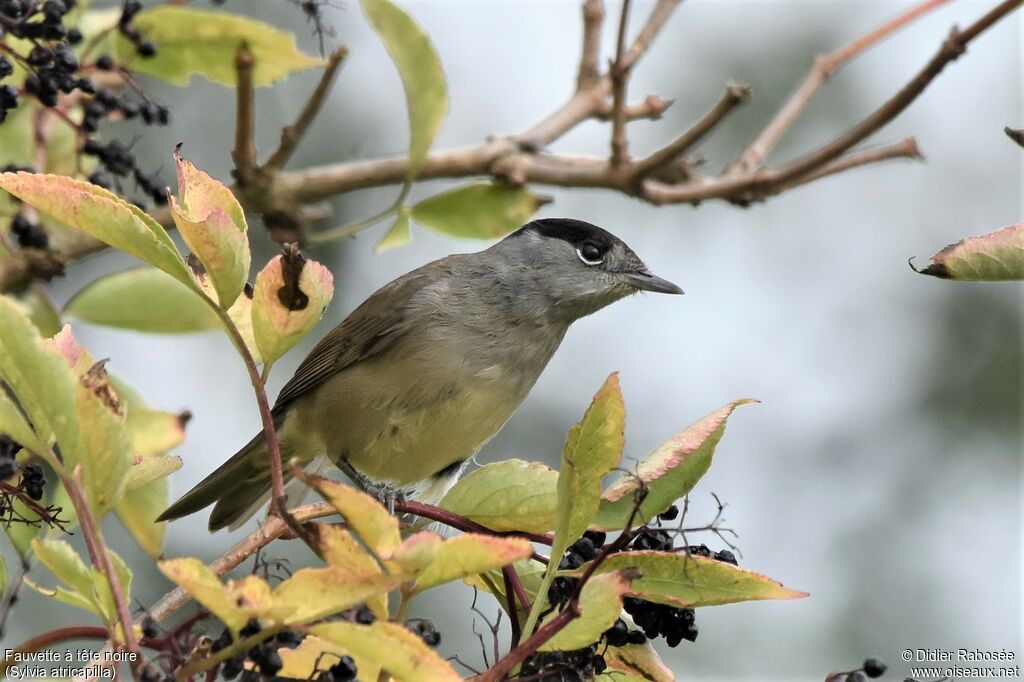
265, 47, 349, 171
633, 83, 750, 181
232, 43, 257, 184
576, 0, 605, 92
609, 0, 633, 166
765, 136, 922, 194
63, 465, 143, 674
501, 565, 522, 648
731, 0, 951, 173
761, 0, 1022, 190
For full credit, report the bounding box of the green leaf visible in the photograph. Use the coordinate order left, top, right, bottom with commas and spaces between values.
170, 152, 250, 309
251, 251, 334, 365
0, 386, 48, 456
586, 551, 808, 608
92, 549, 132, 625
117, 477, 169, 559
0, 554, 6, 596
302, 474, 401, 557
0, 173, 192, 287
315, 525, 389, 618
114, 6, 322, 86
539, 571, 633, 652
375, 211, 411, 252
124, 455, 182, 490
64, 267, 221, 334
30, 538, 100, 617
0, 296, 79, 466
311, 621, 461, 682
411, 182, 541, 239
914, 221, 1024, 281
554, 373, 625, 554
274, 569, 403, 624
75, 362, 133, 516
6, 497, 45, 558
159, 557, 248, 636
595, 399, 755, 530
414, 533, 533, 592
361, 0, 447, 181
439, 459, 557, 533
16, 289, 63, 337
526, 373, 625, 637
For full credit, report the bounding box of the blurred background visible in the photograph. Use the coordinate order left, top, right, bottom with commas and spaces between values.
5, 1, 1022, 679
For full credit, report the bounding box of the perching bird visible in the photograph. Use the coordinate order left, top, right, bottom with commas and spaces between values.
159, 218, 683, 531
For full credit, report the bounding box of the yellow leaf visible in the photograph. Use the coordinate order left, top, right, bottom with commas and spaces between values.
274, 568, 401, 624
311, 621, 461, 682
302, 474, 400, 557
159, 557, 248, 635
117, 6, 322, 86
415, 533, 533, 592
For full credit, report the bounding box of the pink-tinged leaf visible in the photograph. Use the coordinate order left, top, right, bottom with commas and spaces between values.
0, 172, 192, 286
170, 152, 250, 308
251, 247, 333, 364
386, 531, 443, 578
595, 399, 756, 530
586, 551, 808, 608
913, 221, 1024, 281
45, 325, 93, 375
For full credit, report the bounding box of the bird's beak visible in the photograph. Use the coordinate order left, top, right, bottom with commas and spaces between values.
624, 270, 684, 295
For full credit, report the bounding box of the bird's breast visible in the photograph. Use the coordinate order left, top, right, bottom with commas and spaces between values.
292, 323, 566, 488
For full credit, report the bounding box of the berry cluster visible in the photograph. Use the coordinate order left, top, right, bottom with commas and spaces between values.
518, 644, 606, 682
19, 462, 44, 500
117, 1, 157, 58
406, 618, 441, 647
0, 0, 172, 214
83, 138, 167, 205
316, 655, 358, 682
9, 212, 48, 249
833, 657, 888, 682
0, 434, 21, 481
211, 619, 299, 679
546, 504, 741, 658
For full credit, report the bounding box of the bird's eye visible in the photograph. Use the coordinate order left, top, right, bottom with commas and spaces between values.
577, 242, 604, 265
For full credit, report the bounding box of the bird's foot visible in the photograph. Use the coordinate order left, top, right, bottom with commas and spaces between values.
337, 459, 405, 515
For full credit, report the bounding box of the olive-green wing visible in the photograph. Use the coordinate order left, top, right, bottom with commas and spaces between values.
271, 259, 448, 414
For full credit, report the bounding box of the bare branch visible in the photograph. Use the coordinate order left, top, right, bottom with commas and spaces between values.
232, 43, 257, 184
766, 136, 922, 194
609, 0, 633, 166
763, 0, 1021, 189
731, 0, 951, 174
576, 0, 605, 92
264, 47, 349, 171
633, 83, 749, 181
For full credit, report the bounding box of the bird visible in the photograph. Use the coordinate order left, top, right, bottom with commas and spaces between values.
158, 217, 683, 531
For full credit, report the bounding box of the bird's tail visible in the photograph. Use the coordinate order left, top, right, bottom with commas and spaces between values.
157, 431, 287, 532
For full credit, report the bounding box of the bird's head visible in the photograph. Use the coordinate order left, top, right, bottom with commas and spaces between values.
488, 217, 683, 322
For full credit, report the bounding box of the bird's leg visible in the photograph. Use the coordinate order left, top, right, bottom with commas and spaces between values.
337, 458, 405, 515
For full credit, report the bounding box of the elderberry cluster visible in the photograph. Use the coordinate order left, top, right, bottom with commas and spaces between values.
546, 504, 741, 658
518, 644, 606, 682
83, 138, 167, 205
835, 657, 888, 682
117, 1, 157, 58
406, 618, 441, 647
0, 434, 21, 481
211, 619, 302, 679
